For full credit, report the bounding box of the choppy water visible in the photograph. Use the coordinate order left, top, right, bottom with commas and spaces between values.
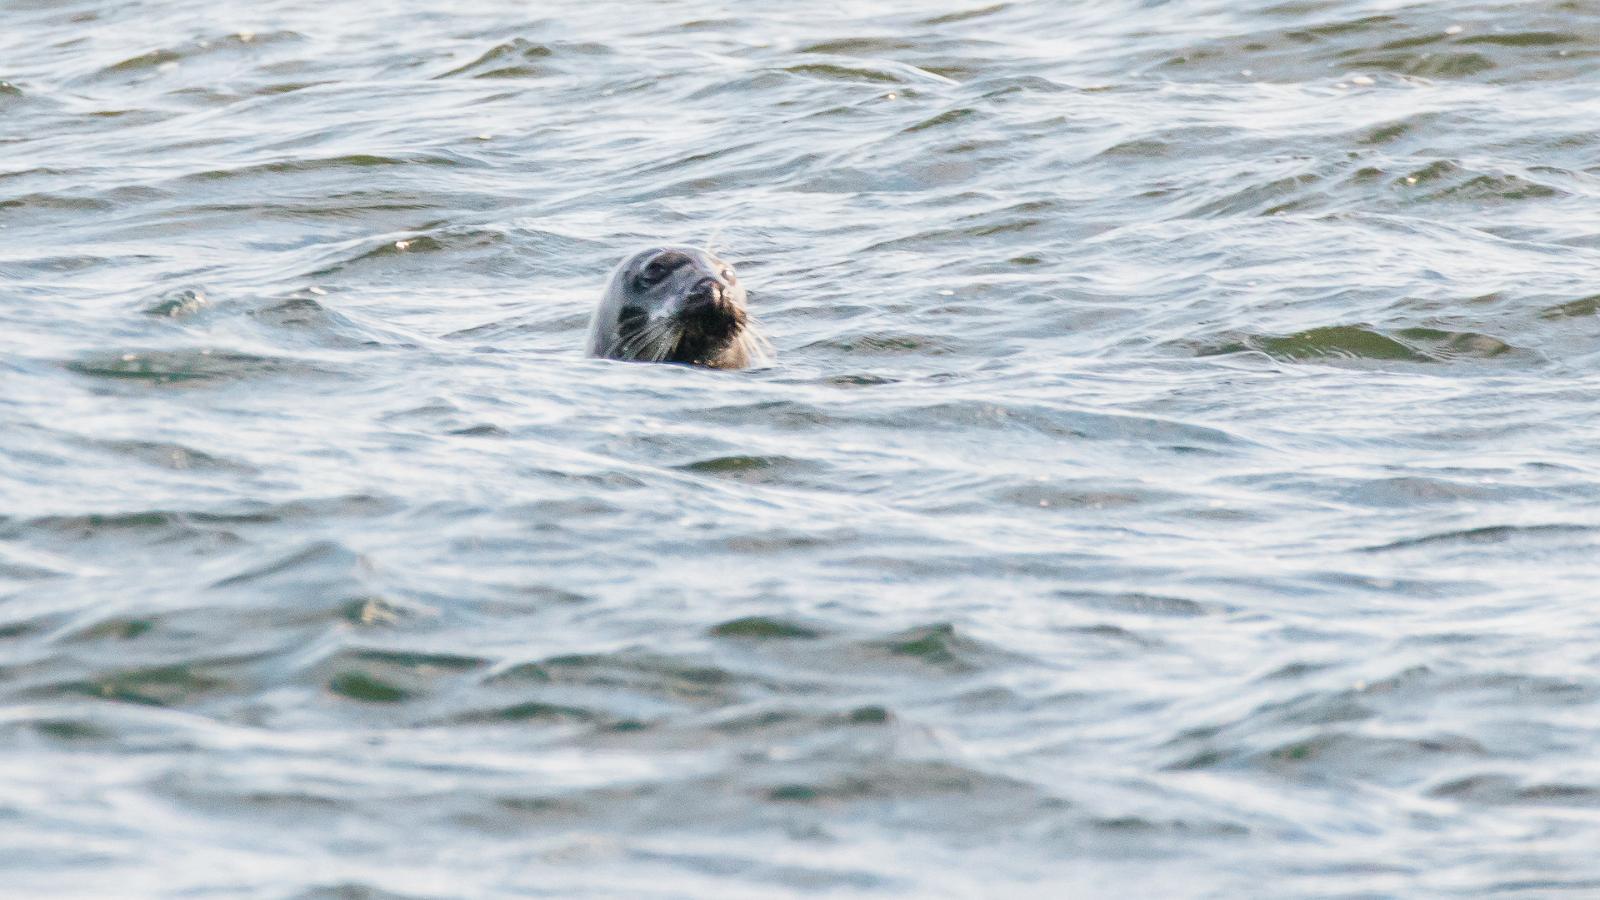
4, 0, 1600, 895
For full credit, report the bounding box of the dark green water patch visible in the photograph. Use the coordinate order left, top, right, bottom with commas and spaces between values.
343, 649, 488, 672
328, 671, 411, 703
1090, 815, 1250, 838
97, 49, 182, 75
448, 700, 599, 725
1205, 326, 1432, 363
64, 664, 230, 707
676, 455, 781, 475
1539, 293, 1600, 319
1394, 160, 1565, 203
922, 3, 1010, 25
1458, 31, 1582, 48
903, 108, 980, 134
674, 455, 824, 486
485, 652, 749, 705
846, 705, 891, 724
783, 63, 906, 84
437, 38, 610, 79
860, 623, 1010, 674
1392, 327, 1524, 361
30, 719, 114, 742
321, 647, 488, 704
66, 617, 155, 642
1340, 50, 1495, 78
798, 37, 919, 55
710, 616, 823, 640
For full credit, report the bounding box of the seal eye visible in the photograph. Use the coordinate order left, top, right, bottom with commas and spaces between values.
637, 261, 668, 288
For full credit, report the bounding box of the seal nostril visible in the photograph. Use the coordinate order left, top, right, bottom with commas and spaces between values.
687, 277, 722, 304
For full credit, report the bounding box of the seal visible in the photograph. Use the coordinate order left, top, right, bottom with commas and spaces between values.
586, 246, 770, 369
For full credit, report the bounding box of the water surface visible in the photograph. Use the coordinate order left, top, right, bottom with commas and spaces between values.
4, 0, 1600, 895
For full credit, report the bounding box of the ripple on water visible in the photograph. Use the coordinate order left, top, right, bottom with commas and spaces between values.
85, 438, 258, 475
1429, 774, 1600, 807
1196, 324, 1535, 365
849, 622, 1026, 675
83, 30, 307, 80
485, 650, 750, 712
1359, 523, 1595, 554
66, 348, 340, 385
320, 646, 490, 708
437, 38, 612, 80
1152, 10, 1598, 84
245, 295, 418, 350
43, 657, 254, 709
1055, 589, 1216, 618
182, 153, 474, 186
1396, 159, 1567, 203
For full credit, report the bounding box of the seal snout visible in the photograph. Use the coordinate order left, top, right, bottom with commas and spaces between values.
682, 275, 726, 311
678, 273, 741, 340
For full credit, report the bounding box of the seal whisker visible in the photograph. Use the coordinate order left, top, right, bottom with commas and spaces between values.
736, 316, 774, 366
617, 325, 656, 360
704, 225, 727, 257
647, 323, 683, 363
615, 318, 673, 361
623, 317, 682, 364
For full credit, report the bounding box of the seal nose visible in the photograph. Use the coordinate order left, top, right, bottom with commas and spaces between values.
684, 276, 724, 309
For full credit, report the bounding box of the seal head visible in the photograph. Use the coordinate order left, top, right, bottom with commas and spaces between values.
587, 246, 769, 369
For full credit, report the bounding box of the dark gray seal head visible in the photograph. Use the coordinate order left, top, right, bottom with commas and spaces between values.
587, 246, 770, 369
